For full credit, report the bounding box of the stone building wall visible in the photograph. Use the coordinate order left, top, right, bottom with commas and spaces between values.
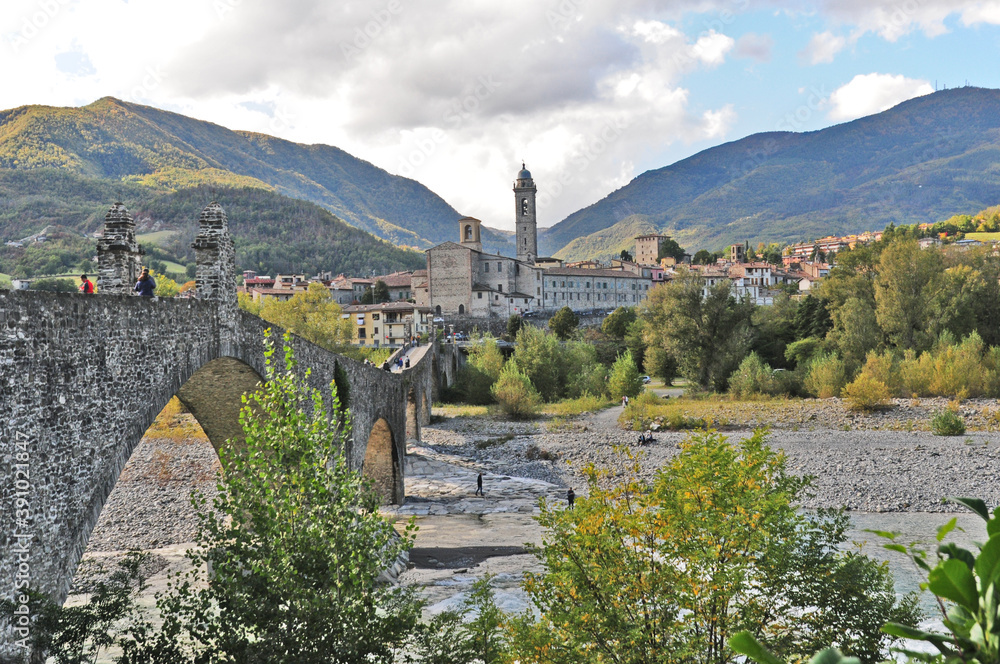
427, 243, 473, 315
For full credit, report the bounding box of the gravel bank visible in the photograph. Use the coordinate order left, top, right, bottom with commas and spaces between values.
423, 401, 1000, 513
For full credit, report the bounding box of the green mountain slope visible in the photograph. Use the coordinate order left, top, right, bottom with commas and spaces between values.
0, 169, 424, 278
0, 97, 510, 251
542, 87, 1000, 260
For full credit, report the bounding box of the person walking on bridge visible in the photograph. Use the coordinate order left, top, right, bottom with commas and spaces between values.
134, 268, 156, 297
78, 274, 94, 294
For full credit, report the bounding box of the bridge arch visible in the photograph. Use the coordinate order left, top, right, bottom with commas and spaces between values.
362, 418, 398, 505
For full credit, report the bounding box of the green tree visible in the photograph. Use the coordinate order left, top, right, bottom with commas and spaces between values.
656, 238, 686, 263
491, 361, 542, 418
512, 325, 567, 402
623, 318, 648, 372
693, 249, 715, 265
507, 313, 523, 340
372, 279, 390, 303
827, 297, 881, 372
0, 274, 12, 290
548, 306, 579, 340
601, 307, 636, 338
511, 430, 920, 664
642, 270, 754, 391
241, 282, 354, 352
620, 249, 633, 262
29, 277, 76, 292
607, 350, 642, 399
142, 332, 420, 662
875, 238, 944, 352
152, 270, 180, 298
360, 286, 375, 304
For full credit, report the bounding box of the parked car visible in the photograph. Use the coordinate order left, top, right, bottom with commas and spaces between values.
641, 375, 651, 384
432, 317, 445, 324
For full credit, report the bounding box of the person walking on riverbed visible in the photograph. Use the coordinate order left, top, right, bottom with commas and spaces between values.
475, 473, 484, 496
567, 488, 575, 509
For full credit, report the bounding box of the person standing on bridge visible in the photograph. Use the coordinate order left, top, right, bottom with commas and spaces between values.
135, 267, 156, 297
79, 274, 94, 294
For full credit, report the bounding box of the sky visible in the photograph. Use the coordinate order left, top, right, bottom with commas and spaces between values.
2, 0, 1000, 232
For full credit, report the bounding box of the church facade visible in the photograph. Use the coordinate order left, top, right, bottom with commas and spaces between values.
424, 166, 653, 318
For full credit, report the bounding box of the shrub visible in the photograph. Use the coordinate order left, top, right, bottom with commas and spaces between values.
804, 352, 848, 398
858, 350, 902, 396
931, 410, 966, 436
842, 374, 892, 412
607, 350, 643, 400
728, 352, 775, 399
491, 362, 542, 419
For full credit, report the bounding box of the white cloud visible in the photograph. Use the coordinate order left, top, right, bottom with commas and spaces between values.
827, 73, 934, 121
800, 31, 846, 64
813, 0, 1000, 41
691, 30, 735, 66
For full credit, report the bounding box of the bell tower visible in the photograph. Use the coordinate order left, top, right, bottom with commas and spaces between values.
514, 163, 537, 264
458, 216, 483, 252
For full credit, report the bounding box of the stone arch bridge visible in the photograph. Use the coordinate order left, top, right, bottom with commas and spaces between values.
0, 202, 456, 616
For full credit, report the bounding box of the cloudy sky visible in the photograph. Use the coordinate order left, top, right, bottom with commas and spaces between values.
2, 0, 1000, 231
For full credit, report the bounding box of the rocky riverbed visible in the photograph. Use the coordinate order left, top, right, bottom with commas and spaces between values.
75, 396, 1000, 637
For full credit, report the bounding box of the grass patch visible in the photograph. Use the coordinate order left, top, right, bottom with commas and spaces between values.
433, 404, 490, 418
145, 397, 208, 441
542, 394, 615, 417
137, 230, 180, 245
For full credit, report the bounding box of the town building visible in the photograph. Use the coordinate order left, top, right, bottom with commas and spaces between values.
343, 301, 432, 348
634, 234, 671, 266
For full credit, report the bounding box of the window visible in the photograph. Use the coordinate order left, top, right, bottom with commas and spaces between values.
561, 281, 565, 287
521, 198, 529, 215
536, 273, 540, 281
498, 262, 502, 272
459, 304, 465, 314
359, 329, 366, 339
537, 287, 540, 295
464, 225, 473, 240
586, 282, 590, 288
498, 284, 503, 292
373, 313, 380, 320
484, 263, 489, 272
478, 292, 482, 299
374, 327, 379, 335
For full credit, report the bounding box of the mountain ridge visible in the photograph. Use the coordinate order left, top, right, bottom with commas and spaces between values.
0, 96, 514, 254
541, 87, 1000, 261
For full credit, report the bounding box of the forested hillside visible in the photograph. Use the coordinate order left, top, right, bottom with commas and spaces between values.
0, 174, 425, 278
0, 97, 512, 252
542, 87, 1000, 261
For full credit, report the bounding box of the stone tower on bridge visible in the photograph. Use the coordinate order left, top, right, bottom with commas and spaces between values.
96, 202, 143, 294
